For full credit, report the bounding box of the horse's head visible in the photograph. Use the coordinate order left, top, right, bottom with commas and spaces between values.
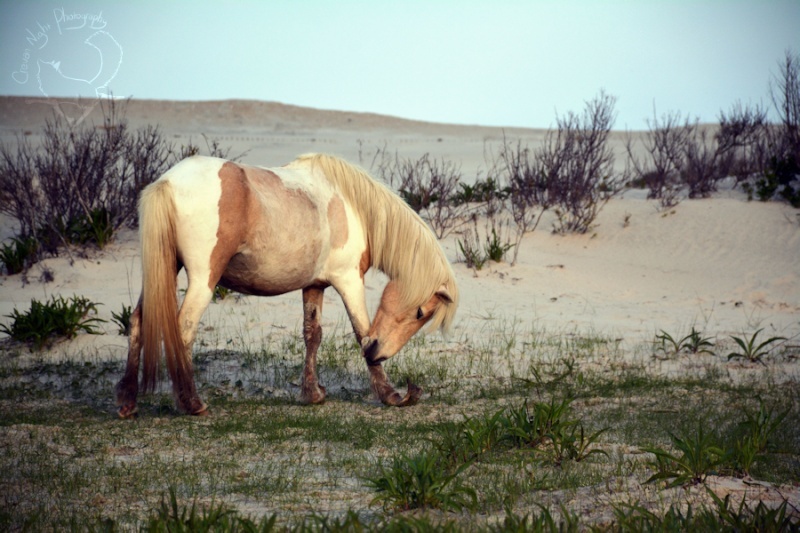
361, 280, 454, 366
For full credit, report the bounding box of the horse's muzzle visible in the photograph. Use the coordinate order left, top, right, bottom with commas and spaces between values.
362, 338, 386, 366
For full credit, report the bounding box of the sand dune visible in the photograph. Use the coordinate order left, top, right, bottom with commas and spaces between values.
0, 97, 797, 362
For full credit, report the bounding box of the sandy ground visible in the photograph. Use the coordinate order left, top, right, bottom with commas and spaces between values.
1, 97, 798, 359
0, 97, 799, 524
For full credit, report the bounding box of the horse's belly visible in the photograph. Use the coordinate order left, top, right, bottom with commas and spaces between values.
219, 248, 321, 296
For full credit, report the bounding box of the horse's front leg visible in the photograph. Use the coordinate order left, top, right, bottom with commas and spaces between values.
300, 286, 326, 404
366, 361, 422, 407
335, 276, 420, 407
116, 296, 143, 418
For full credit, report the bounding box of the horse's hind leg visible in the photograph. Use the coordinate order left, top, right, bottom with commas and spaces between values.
116, 296, 143, 418
300, 286, 326, 404
173, 282, 214, 415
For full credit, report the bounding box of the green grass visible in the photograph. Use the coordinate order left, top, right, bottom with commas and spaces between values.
366, 450, 477, 511
0, 235, 37, 274
0, 322, 797, 530
0, 295, 105, 350
727, 328, 788, 363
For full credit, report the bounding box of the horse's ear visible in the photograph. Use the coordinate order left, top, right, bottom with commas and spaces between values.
435, 285, 453, 304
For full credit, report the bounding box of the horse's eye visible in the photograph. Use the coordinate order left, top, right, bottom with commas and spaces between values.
416, 307, 424, 320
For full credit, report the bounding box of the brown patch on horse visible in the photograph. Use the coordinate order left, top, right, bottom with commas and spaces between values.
210, 162, 253, 289
327, 195, 348, 249
359, 246, 370, 279
213, 164, 323, 296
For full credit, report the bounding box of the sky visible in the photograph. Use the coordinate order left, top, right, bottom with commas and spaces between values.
0, 1, 798, 130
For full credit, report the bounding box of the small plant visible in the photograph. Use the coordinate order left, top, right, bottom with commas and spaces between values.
82, 207, 115, 248
565, 423, 609, 464
613, 491, 797, 531
491, 505, 580, 532
484, 227, 514, 262
451, 177, 509, 205
0, 295, 105, 350
111, 304, 132, 336
732, 435, 760, 476
533, 418, 609, 467
213, 285, 233, 302
0, 236, 37, 274
645, 425, 726, 487
457, 227, 487, 271
727, 328, 787, 363
366, 451, 477, 512
655, 327, 715, 357
148, 487, 277, 531
708, 489, 797, 532
432, 408, 505, 466
739, 399, 788, 454
501, 396, 573, 449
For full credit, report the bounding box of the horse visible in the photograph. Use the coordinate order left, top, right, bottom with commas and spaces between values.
115, 153, 459, 417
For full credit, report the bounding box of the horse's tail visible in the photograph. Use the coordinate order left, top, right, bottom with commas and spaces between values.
138, 180, 184, 393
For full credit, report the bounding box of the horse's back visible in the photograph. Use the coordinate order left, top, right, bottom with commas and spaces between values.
148, 155, 361, 296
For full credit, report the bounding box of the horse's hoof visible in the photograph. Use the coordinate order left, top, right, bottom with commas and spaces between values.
118, 404, 138, 419
397, 380, 422, 407
381, 380, 423, 407
191, 403, 210, 417
300, 384, 327, 405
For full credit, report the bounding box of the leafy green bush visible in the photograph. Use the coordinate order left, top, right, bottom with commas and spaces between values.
367, 451, 477, 512
645, 425, 726, 487
0, 236, 37, 274
111, 304, 132, 336
147, 487, 277, 531
0, 295, 104, 350
68, 207, 114, 248
727, 329, 787, 363
742, 153, 800, 207
738, 399, 788, 454
614, 490, 797, 532
655, 327, 715, 357
451, 177, 509, 205
484, 227, 514, 262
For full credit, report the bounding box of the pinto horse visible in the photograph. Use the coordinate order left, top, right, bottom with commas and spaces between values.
115, 154, 458, 417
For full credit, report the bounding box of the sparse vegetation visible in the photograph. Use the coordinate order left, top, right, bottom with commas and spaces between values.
541, 90, 626, 234
0, 319, 797, 530
372, 150, 470, 239
0, 294, 104, 350
111, 304, 132, 336
655, 327, 715, 357
628, 49, 800, 210
367, 451, 477, 512
0, 235, 37, 274
0, 98, 238, 268
645, 425, 727, 487
727, 329, 787, 363
1, 50, 799, 532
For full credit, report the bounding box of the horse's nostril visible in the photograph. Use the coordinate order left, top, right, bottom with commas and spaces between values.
363, 339, 383, 366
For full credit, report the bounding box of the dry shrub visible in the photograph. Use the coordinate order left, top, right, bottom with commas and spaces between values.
0, 98, 237, 262
371, 148, 471, 239
629, 50, 800, 209
536, 90, 624, 234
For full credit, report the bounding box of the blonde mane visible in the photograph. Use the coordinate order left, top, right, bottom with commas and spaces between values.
295, 153, 459, 333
